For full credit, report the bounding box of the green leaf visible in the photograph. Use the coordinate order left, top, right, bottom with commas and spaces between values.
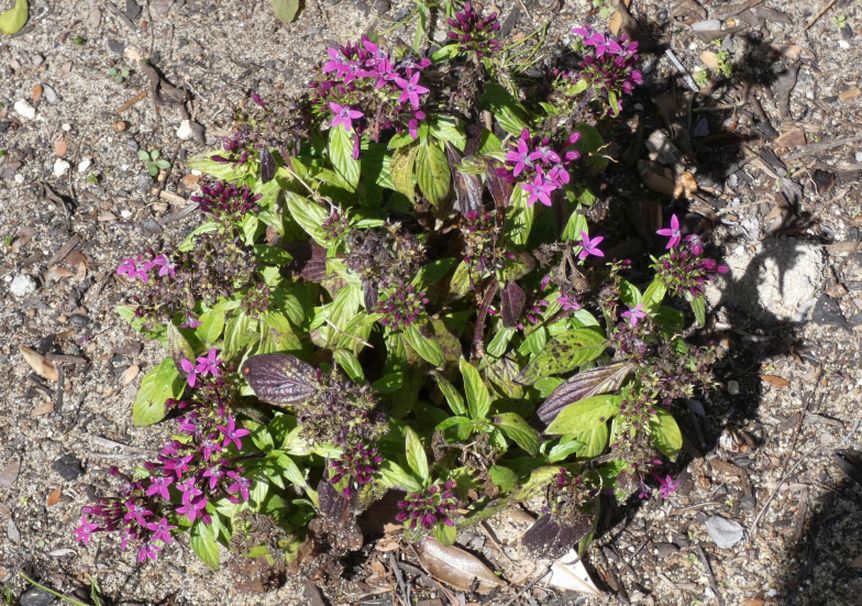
403, 324, 445, 367
459, 358, 492, 420
404, 426, 429, 483
545, 395, 622, 436
333, 349, 365, 382
435, 373, 466, 415
328, 125, 360, 191
642, 279, 667, 310
486, 326, 515, 358
619, 280, 642, 307
254, 244, 293, 267
572, 122, 608, 174
489, 465, 518, 492
547, 435, 583, 462
284, 192, 328, 245
433, 522, 457, 546
429, 117, 466, 151
507, 185, 534, 248
517, 328, 607, 384
415, 142, 451, 208
494, 412, 540, 456
132, 358, 185, 426
378, 461, 423, 492
436, 416, 473, 441
190, 521, 220, 570
690, 295, 706, 327
270, 0, 299, 23
0, 0, 27, 35
390, 145, 419, 203
562, 210, 588, 242
478, 82, 529, 136
574, 423, 609, 458
649, 408, 683, 459
195, 308, 226, 345
448, 260, 472, 300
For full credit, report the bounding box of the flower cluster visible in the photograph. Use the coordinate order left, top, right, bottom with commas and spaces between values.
396, 480, 459, 533
461, 210, 504, 281
654, 215, 729, 298
500, 128, 582, 207
180, 347, 222, 388
191, 181, 261, 220
75, 370, 253, 561
117, 253, 177, 283
376, 282, 430, 330
329, 440, 383, 497
561, 27, 643, 114
309, 36, 431, 157
300, 372, 387, 447
446, 2, 501, 57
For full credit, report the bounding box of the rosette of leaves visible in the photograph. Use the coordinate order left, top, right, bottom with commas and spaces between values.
113, 18, 723, 571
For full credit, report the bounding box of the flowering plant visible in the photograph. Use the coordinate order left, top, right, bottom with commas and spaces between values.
80, 5, 727, 577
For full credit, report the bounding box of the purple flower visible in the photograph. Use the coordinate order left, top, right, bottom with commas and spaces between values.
180, 313, 202, 329
522, 171, 556, 207
505, 130, 533, 177
116, 256, 149, 282
147, 254, 176, 278
558, 294, 581, 311
396, 480, 459, 532
122, 499, 152, 527
137, 542, 159, 562
145, 475, 173, 501
656, 214, 682, 249
146, 517, 175, 545
217, 416, 250, 450
226, 471, 251, 502
329, 102, 364, 132
176, 495, 208, 523
74, 514, 100, 545
529, 145, 561, 165
393, 72, 429, 110
657, 474, 681, 499
180, 358, 198, 388
621, 303, 647, 327
577, 231, 605, 260
202, 465, 226, 490
195, 348, 221, 378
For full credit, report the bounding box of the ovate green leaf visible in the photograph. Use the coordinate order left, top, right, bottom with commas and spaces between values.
132, 358, 185, 427
517, 328, 607, 384
649, 408, 683, 459
494, 412, 540, 456
404, 426, 430, 482
270, 0, 300, 24
459, 358, 492, 420
415, 142, 451, 208
0, 0, 27, 35
545, 395, 622, 436
328, 125, 360, 191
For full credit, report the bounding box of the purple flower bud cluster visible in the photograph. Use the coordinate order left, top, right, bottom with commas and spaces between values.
396, 480, 459, 532
446, 2, 502, 57
375, 282, 430, 329
75, 369, 253, 562
240, 284, 271, 317
191, 181, 261, 220
461, 210, 504, 281
116, 253, 177, 283
562, 27, 643, 113
309, 36, 431, 157
654, 232, 729, 299
329, 440, 383, 497
321, 207, 350, 241
499, 128, 582, 207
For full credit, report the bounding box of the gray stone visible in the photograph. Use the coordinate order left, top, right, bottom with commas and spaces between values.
705, 515, 744, 549
52, 454, 84, 481
705, 240, 825, 322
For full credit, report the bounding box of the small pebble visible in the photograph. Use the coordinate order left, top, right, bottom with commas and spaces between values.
176, 119, 193, 140
120, 209, 134, 219
727, 380, 740, 395
839, 40, 850, 50
19, 587, 55, 606
13, 99, 36, 120
53, 158, 71, 177
855, 151, 862, 162
42, 84, 58, 104
14, 174, 25, 184
107, 38, 125, 54
52, 454, 84, 481
10, 275, 37, 298
78, 158, 92, 173
705, 515, 744, 548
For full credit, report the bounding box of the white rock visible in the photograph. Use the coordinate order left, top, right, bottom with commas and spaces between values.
14, 174, 25, 184
855, 151, 862, 162
13, 100, 36, 120
42, 84, 58, 104
176, 119, 193, 140
705, 240, 825, 322
839, 40, 850, 49
120, 209, 133, 219
53, 159, 71, 177
61, 123, 72, 132
77, 158, 92, 173
9, 275, 37, 298
705, 516, 744, 549
191, 168, 202, 176
727, 380, 740, 395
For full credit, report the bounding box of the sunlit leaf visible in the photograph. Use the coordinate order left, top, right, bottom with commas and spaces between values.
517, 328, 607, 385
545, 395, 622, 436
241, 353, 319, 405
0, 0, 27, 35
270, 0, 300, 24
537, 362, 635, 424
132, 358, 185, 427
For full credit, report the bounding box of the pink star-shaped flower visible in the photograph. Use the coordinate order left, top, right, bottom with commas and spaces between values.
393, 72, 429, 109
577, 231, 605, 260
656, 214, 682, 249
621, 303, 647, 326
329, 102, 364, 132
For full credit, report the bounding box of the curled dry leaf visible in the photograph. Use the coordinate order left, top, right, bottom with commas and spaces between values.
543, 548, 603, 596
46, 487, 62, 506
416, 537, 505, 594
19, 345, 59, 382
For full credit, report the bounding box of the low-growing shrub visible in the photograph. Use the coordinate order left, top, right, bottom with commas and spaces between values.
77, 3, 727, 573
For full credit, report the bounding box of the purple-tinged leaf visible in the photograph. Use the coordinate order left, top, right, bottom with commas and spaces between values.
318, 479, 354, 520
536, 362, 635, 425
260, 148, 276, 183
362, 278, 378, 311
286, 241, 327, 283
521, 513, 592, 559
446, 144, 482, 216
486, 159, 512, 210
500, 282, 526, 327
241, 353, 319, 405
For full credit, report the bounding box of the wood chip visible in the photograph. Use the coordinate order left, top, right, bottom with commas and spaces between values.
54, 134, 68, 157
775, 128, 806, 149
839, 87, 861, 102
19, 345, 59, 382
31, 83, 43, 102
122, 364, 140, 386
760, 374, 790, 388
700, 50, 720, 70
46, 487, 62, 506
